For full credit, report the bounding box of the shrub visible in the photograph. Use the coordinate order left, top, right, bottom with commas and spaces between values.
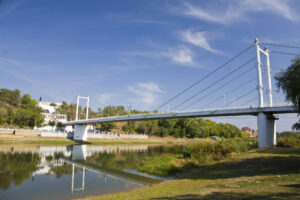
184, 139, 256, 164
277, 137, 300, 147
138, 154, 179, 176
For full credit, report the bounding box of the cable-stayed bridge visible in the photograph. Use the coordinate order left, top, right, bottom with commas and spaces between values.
63, 38, 299, 148
64, 105, 295, 124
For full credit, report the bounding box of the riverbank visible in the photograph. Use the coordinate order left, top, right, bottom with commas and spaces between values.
0, 133, 210, 145
78, 147, 300, 200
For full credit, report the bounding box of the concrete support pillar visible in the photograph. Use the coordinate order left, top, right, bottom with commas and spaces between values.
74, 125, 88, 141
257, 112, 277, 148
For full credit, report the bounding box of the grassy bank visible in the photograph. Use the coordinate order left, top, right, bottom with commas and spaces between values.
0, 133, 217, 145
135, 139, 256, 177
78, 146, 300, 200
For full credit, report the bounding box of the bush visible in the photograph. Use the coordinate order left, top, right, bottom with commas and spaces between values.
138, 154, 179, 176
184, 139, 256, 164
185, 142, 216, 163
277, 137, 300, 147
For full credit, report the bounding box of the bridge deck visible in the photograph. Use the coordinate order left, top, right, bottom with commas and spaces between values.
63, 106, 297, 125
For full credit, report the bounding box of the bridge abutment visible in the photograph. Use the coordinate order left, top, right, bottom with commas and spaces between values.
257, 112, 277, 148
74, 125, 88, 141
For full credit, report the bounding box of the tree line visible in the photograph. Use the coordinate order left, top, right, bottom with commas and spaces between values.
0, 89, 247, 138
0, 89, 43, 128
122, 118, 248, 138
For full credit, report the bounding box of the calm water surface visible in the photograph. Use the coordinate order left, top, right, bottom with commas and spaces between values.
0, 144, 180, 200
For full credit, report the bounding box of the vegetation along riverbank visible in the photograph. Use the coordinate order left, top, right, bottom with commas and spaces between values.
78, 138, 300, 200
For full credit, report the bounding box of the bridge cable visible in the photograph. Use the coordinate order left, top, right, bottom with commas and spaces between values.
224, 88, 257, 107
241, 96, 258, 106
204, 68, 269, 108
154, 44, 254, 111
204, 76, 257, 107
270, 50, 299, 56
261, 42, 300, 49
172, 58, 255, 110
180, 61, 256, 111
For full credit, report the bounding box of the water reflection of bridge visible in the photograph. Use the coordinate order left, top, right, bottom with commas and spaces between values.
0, 144, 148, 155
62, 158, 159, 193
64, 144, 161, 193
0, 144, 161, 193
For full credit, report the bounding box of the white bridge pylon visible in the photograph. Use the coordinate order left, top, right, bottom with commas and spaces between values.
74, 95, 90, 141
255, 38, 276, 148
66, 38, 297, 148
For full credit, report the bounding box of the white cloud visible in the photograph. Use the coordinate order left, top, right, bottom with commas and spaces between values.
183, 0, 299, 24
183, 2, 241, 24
121, 46, 197, 67
6, 70, 34, 83
242, 0, 297, 21
97, 93, 118, 105
179, 30, 220, 53
128, 82, 162, 105
163, 47, 194, 65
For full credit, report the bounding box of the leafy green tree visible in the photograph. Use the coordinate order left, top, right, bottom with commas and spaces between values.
275, 57, 300, 130
0, 89, 44, 127
56, 102, 78, 120
0, 89, 21, 107
50, 103, 57, 106
48, 121, 56, 127
100, 122, 117, 131
122, 121, 136, 133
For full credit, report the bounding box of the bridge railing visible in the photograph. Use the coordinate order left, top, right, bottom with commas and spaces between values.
67, 102, 293, 123
180, 102, 293, 113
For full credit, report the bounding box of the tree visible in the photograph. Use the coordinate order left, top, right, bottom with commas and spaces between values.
275, 57, 300, 130
100, 122, 117, 131
0, 89, 21, 107
48, 121, 56, 127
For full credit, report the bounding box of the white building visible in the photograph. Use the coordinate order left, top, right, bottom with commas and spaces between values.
38, 101, 72, 132
39, 101, 62, 114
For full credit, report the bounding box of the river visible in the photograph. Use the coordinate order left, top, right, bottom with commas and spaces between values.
0, 144, 181, 200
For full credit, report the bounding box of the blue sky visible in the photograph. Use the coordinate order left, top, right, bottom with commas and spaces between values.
0, 0, 299, 131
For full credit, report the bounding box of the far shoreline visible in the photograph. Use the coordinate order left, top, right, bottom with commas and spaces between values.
0, 133, 214, 145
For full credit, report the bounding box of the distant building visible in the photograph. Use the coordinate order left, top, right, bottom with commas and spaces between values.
41, 113, 67, 125
39, 101, 62, 114
38, 101, 71, 132
242, 127, 258, 137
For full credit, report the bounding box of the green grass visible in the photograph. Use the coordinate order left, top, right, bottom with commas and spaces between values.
138, 154, 180, 177
78, 147, 300, 200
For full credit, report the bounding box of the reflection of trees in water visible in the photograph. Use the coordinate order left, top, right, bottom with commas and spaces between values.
84, 145, 185, 170
0, 153, 40, 190
48, 153, 79, 178
50, 163, 78, 178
